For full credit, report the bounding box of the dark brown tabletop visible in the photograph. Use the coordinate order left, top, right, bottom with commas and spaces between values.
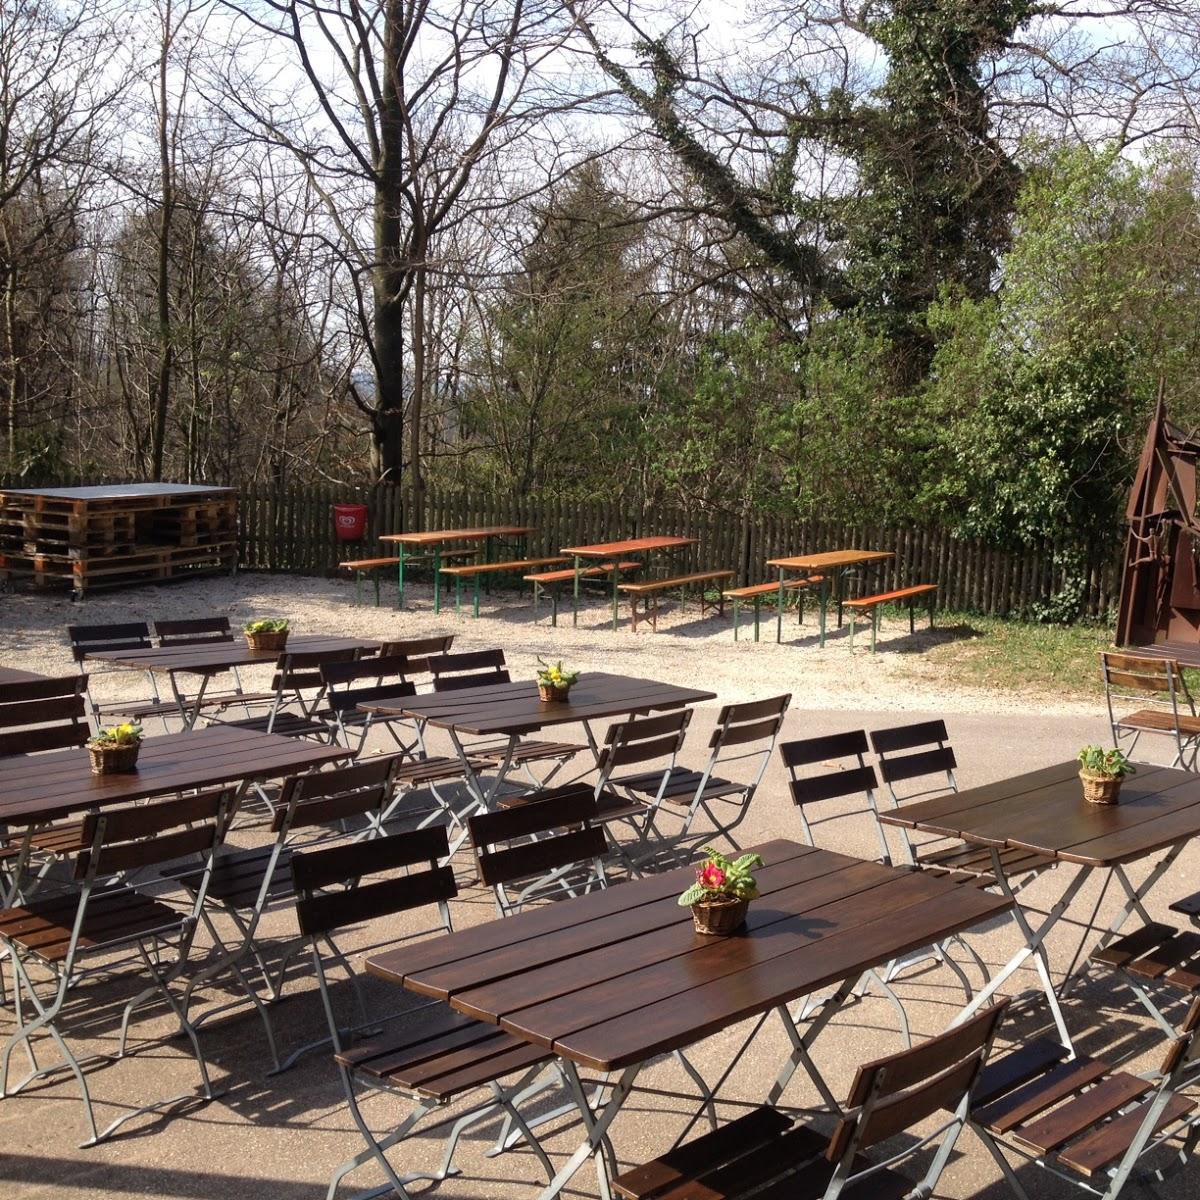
878, 761, 1200, 868
84, 634, 380, 676
0, 726, 347, 825
561, 536, 695, 557
0, 667, 47, 685
363, 671, 716, 736
367, 839, 1012, 1072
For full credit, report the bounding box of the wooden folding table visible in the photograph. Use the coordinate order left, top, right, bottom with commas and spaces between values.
560, 537, 696, 630
767, 549, 894, 646
368, 837, 1011, 1199
381, 525, 534, 612
84, 634, 380, 728
880, 760, 1200, 1054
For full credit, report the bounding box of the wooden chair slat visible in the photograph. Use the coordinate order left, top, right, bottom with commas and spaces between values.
868, 719, 951, 755
789, 764, 879, 806
778, 729, 869, 766
292, 825, 450, 891
296, 868, 457, 937
478, 827, 608, 889
876, 745, 958, 784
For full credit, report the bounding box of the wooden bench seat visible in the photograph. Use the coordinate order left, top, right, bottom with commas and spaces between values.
524, 561, 642, 626
340, 549, 476, 606
723, 576, 826, 642
617, 570, 734, 632
842, 583, 938, 653
439, 557, 569, 618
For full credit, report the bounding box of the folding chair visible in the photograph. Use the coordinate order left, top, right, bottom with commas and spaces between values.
379, 633, 455, 677
469, 793, 715, 1134
1090, 907, 1200, 1040
470, 788, 608, 917
779, 729, 978, 1032
526, 707, 695, 875
1101, 651, 1200, 769
320, 655, 420, 753
67, 621, 178, 728
869, 720, 1055, 889
292, 826, 559, 1200
152, 616, 275, 718
428, 648, 582, 783
214, 645, 361, 740
0, 786, 234, 1145
164, 757, 398, 1071
969, 997, 1200, 1199
613, 1001, 1010, 1200
0, 677, 94, 903
619, 695, 790, 855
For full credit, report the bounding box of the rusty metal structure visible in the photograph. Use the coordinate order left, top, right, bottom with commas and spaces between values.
1116, 397, 1200, 649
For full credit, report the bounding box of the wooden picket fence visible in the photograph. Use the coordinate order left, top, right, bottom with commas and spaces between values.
237, 482, 1123, 620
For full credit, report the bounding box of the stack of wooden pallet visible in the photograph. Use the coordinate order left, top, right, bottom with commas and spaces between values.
0, 483, 237, 598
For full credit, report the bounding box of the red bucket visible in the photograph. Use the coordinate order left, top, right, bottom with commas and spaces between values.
333, 503, 368, 542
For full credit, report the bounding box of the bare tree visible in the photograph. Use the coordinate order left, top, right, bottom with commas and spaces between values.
214, 0, 605, 497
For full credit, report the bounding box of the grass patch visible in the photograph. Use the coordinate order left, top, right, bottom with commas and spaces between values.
922, 612, 1114, 699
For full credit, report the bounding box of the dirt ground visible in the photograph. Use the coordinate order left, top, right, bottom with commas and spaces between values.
1, 571, 1195, 1200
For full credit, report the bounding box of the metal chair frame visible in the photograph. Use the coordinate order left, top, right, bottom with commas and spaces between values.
778, 728, 978, 1039
621, 694, 791, 857
1101, 651, 1200, 770
67, 621, 170, 730
971, 998, 1200, 1200
320, 655, 420, 755
174, 758, 398, 1071
0, 787, 233, 1146
292, 827, 560, 1200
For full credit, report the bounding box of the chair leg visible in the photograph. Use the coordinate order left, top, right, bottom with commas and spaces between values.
871, 606, 880, 653
732, 597, 740, 641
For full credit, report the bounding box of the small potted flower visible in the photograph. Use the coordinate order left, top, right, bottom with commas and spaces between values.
1077, 745, 1136, 806
678, 847, 764, 935
87, 723, 144, 775
536, 658, 579, 703
244, 617, 290, 653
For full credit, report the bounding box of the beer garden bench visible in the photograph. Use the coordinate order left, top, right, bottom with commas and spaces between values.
524, 562, 642, 626
339, 549, 477, 606
439, 557, 570, 617
617, 569, 734, 632
723, 576, 827, 642
844, 583, 938, 652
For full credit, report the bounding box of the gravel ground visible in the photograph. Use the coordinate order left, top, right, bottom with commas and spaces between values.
3, 571, 1194, 1200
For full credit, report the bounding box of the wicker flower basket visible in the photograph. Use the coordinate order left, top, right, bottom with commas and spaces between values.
246, 630, 289, 653
538, 682, 571, 703
691, 896, 750, 936
88, 743, 141, 775
1080, 769, 1123, 806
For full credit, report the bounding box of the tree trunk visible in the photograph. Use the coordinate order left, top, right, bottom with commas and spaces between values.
149, 1, 174, 481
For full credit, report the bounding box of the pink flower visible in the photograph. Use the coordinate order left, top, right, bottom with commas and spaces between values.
699, 863, 727, 890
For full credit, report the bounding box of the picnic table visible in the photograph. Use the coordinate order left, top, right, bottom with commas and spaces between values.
879, 760, 1200, 1055
361, 670, 715, 850
1122, 642, 1200, 669
367, 837, 1012, 1200
766, 549, 894, 647
83, 633, 380, 729
380, 525, 534, 612
0, 725, 347, 828
560, 537, 696, 630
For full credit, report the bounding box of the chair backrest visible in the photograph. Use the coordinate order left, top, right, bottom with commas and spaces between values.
597, 708, 692, 775
429, 648, 509, 692
76, 786, 233, 883
293, 826, 455, 938
825, 1002, 1008, 1192
320, 656, 418, 716
1101, 651, 1192, 716
271, 756, 399, 836
270, 646, 361, 701
470, 788, 607, 913
379, 635, 455, 676
868, 719, 957, 803
67, 621, 152, 662
778, 730, 889, 860
0, 675, 90, 756
154, 617, 234, 646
